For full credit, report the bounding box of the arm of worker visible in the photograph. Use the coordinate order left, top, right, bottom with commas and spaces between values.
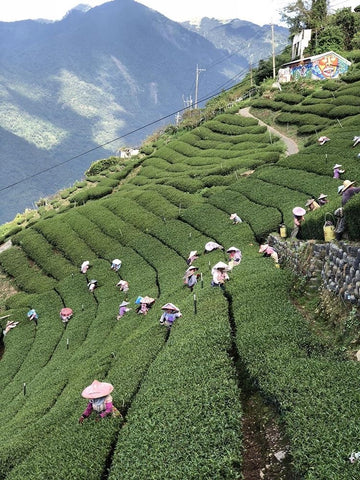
99, 397, 113, 418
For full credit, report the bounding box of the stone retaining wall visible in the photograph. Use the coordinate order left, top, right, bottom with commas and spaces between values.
268, 235, 360, 306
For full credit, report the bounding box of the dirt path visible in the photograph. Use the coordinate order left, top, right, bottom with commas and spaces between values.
0, 240, 12, 253
239, 107, 299, 156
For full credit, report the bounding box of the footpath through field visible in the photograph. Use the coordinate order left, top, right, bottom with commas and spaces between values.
239, 107, 299, 156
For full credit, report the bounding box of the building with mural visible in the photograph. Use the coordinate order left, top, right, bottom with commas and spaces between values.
278, 51, 351, 83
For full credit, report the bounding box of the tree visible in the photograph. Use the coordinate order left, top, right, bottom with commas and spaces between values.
281, 0, 313, 35
310, 0, 329, 29
314, 25, 345, 53
281, 0, 328, 34
331, 7, 360, 50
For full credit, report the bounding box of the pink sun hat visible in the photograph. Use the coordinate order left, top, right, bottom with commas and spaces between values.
81, 380, 114, 399
292, 207, 306, 216
161, 303, 180, 312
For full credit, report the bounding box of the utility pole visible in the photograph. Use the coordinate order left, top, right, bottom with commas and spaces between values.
182, 94, 193, 109
271, 24, 276, 80
249, 54, 253, 87
195, 64, 206, 109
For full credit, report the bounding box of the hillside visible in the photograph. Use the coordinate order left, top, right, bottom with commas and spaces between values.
181, 17, 289, 65
1, 0, 266, 225
1, 58, 360, 479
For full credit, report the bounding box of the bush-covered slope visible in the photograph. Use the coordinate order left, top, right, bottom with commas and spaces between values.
1, 74, 360, 479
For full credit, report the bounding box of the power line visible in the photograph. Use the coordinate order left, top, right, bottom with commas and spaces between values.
0, 77, 244, 193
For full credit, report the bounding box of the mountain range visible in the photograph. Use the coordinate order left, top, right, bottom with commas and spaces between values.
0, 0, 288, 224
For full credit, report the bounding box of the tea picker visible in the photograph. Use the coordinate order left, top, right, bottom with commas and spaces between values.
27, 309, 39, 326
290, 207, 306, 239
110, 259, 122, 272
183, 266, 199, 292
226, 247, 242, 270
317, 136, 330, 146
136, 296, 155, 315
88, 279, 98, 292
80, 261, 90, 274
117, 301, 131, 319
333, 164, 345, 179
211, 262, 230, 288
60, 307, 73, 327
116, 279, 129, 292
3, 319, 19, 336
352, 136, 360, 147
159, 303, 182, 328
204, 241, 223, 254
229, 213, 242, 224
259, 244, 279, 266
78, 380, 122, 424
187, 250, 199, 266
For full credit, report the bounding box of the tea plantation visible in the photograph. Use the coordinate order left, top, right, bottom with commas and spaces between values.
1, 62, 360, 479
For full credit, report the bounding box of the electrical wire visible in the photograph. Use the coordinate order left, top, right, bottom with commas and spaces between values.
0, 25, 281, 193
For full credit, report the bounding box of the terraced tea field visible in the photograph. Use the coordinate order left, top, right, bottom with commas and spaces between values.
1, 72, 360, 479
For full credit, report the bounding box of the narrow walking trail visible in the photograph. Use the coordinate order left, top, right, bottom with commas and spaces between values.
239, 107, 299, 156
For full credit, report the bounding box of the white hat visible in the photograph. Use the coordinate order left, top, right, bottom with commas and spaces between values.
212, 261, 230, 270
333, 164, 342, 169
188, 251, 197, 258
226, 246, 240, 253
119, 301, 129, 307
186, 266, 198, 272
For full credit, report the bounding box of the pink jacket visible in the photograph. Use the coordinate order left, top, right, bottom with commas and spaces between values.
82, 395, 113, 418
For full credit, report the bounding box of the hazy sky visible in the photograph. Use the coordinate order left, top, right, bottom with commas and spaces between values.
0, 0, 359, 26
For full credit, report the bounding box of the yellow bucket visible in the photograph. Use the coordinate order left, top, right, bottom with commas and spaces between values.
323, 213, 335, 242
324, 224, 335, 242
280, 224, 287, 238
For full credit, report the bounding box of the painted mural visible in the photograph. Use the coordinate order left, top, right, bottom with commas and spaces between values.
290, 52, 349, 80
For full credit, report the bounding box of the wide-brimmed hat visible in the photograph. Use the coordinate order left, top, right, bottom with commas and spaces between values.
342, 180, 356, 192
81, 380, 114, 399
292, 207, 306, 216
112, 259, 122, 265
213, 261, 230, 270
258, 244, 269, 253
119, 301, 129, 307
318, 193, 327, 200
226, 246, 240, 253
305, 198, 315, 207
186, 266, 198, 272
333, 164, 342, 169
161, 303, 179, 312
60, 307, 73, 316
205, 241, 223, 251
188, 250, 197, 258
88, 279, 97, 284
229, 213, 238, 219
141, 296, 155, 304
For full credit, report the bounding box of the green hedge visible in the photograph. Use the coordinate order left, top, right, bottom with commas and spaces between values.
274, 92, 305, 104
69, 185, 113, 205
